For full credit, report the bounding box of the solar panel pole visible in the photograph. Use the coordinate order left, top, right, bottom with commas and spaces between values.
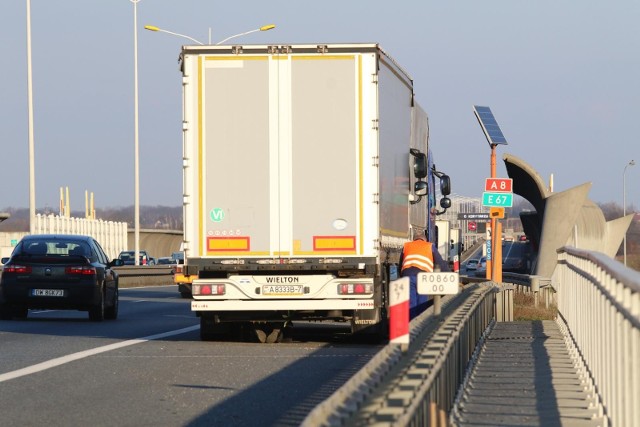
473, 106, 508, 283
490, 145, 503, 283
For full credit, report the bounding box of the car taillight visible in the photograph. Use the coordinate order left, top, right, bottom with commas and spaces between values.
193, 284, 225, 296
4, 265, 32, 274
65, 266, 96, 275
337, 283, 373, 295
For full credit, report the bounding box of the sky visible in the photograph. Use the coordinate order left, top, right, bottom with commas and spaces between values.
1, 1, 639, 214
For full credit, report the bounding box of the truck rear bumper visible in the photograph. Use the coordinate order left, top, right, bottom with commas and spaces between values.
192, 299, 375, 311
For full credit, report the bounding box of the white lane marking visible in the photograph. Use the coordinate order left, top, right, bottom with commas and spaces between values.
0, 324, 200, 383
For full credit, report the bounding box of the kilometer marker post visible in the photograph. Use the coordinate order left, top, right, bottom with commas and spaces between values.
389, 277, 410, 349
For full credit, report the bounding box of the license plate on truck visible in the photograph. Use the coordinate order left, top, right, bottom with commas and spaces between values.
32, 289, 65, 297
262, 285, 303, 296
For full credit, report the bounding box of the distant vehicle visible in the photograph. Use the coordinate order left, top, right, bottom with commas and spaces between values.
118, 250, 156, 266
171, 251, 184, 264
0, 234, 122, 321
465, 259, 479, 270
172, 264, 192, 299
502, 241, 532, 274
156, 257, 174, 265
475, 257, 488, 277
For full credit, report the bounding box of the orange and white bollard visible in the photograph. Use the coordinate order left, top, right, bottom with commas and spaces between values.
389, 277, 410, 349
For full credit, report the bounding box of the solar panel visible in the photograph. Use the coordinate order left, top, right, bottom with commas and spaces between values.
473, 105, 508, 146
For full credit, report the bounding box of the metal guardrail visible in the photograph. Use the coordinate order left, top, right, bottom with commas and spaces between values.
114, 266, 174, 287
304, 246, 640, 426
302, 282, 508, 426
554, 247, 640, 427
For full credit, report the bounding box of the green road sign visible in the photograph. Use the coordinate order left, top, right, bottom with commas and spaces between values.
482, 192, 513, 207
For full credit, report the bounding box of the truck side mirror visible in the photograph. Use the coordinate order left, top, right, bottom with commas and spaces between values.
414, 180, 427, 196
440, 197, 451, 209
440, 174, 451, 196
413, 152, 427, 179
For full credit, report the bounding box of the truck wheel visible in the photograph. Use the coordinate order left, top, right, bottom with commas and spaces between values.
200, 315, 218, 341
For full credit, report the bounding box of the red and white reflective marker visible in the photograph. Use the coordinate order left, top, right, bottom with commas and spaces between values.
389, 277, 409, 345
453, 254, 460, 272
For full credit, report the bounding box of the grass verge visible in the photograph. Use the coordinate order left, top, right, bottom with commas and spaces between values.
513, 291, 557, 321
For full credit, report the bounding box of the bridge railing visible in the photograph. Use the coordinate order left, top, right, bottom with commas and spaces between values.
302, 282, 507, 426
554, 247, 640, 427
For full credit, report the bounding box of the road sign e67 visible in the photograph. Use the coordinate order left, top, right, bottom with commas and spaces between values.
482, 192, 513, 207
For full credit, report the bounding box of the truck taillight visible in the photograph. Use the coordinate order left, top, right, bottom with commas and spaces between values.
194, 284, 225, 295
65, 266, 96, 276
337, 283, 373, 295
4, 265, 32, 274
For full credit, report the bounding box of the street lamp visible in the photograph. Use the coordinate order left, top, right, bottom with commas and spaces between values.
131, 0, 141, 265
216, 24, 276, 45
623, 159, 635, 266
144, 24, 276, 45
26, 0, 36, 233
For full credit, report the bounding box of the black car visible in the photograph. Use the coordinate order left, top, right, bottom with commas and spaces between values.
118, 250, 156, 266
0, 234, 122, 321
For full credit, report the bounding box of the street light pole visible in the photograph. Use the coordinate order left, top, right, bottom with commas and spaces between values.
216, 24, 276, 45
26, 0, 36, 234
623, 159, 635, 266
144, 24, 276, 46
131, 0, 141, 265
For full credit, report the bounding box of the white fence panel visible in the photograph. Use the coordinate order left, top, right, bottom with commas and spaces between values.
33, 214, 127, 260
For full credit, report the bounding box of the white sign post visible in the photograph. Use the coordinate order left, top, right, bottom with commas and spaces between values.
417, 272, 460, 295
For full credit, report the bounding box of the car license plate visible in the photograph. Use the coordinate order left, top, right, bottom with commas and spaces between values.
262, 285, 303, 296
32, 289, 65, 297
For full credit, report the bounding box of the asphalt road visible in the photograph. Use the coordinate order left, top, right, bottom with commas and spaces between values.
0, 286, 382, 426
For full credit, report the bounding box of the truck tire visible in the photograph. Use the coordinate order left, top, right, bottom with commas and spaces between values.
200, 315, 218, 341
352, 266, 389, 343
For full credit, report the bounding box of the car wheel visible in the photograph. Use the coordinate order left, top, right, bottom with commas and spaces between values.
0, 304, 14, 320
14, 305, 28, 319
105, 286, 118, 320
89, 286, 105, 321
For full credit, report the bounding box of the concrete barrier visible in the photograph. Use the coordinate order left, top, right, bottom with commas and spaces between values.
114, 266, 174, 288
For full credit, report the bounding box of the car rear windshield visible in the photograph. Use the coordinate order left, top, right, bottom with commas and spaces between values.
14, 240, 90, 257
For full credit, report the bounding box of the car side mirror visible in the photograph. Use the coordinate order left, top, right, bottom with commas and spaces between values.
1, 257, 8, 265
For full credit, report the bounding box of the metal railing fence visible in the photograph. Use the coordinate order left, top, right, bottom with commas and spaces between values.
554, 247, 640, 427
302, 282, 507, 426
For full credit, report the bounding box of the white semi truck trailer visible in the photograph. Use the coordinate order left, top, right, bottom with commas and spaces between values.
178, 43, 451, 342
